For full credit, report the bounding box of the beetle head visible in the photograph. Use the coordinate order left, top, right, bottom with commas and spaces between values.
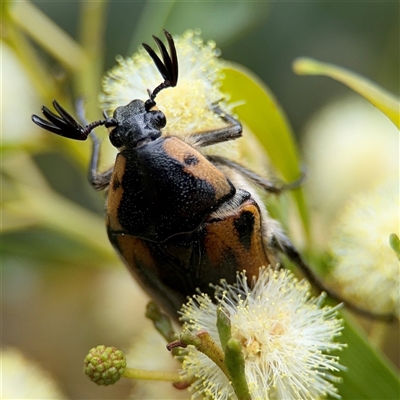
109, 100, 166, 149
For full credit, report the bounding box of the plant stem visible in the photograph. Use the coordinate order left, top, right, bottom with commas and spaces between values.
123, 367, 181, 382
8, 0, 86, 71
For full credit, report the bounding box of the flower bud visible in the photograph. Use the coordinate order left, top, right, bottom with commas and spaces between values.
83, 345, 126, 385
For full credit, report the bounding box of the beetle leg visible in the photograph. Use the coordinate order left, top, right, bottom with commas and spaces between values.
188, 106, 242, 147
74, 99, 114, 191
207, 155, 304, 194
88, 131, 113, 190
270, 231, 394, 322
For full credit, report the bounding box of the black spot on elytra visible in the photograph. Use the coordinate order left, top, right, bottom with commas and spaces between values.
233, 211, 255, 250
112, 178, 121, 190
184, 153, 199, 166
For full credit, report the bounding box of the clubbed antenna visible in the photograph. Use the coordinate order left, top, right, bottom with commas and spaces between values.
31, 100, 118, 141
142, 30, 179, 111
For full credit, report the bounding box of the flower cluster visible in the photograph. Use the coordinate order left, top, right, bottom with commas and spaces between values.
180, 268, 345, 400
100, 30, 234, 140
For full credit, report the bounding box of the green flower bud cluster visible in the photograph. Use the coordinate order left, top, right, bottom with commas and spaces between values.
84, 345, 126, 385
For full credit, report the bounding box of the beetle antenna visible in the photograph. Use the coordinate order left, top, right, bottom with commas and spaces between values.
142, 30, 178, 111
32, 100, 118, 141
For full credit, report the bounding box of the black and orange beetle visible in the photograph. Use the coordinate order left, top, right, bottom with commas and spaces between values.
32, 31, 391, 321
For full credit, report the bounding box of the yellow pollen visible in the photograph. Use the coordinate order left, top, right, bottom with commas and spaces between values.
271, 321, 286, 336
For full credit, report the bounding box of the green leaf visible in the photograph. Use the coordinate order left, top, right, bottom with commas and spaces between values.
389, 233, 400, 260
128, 0, 270, 53
293, 57, 400, 129
337, 315, 400, 400
221, 63, 310, 237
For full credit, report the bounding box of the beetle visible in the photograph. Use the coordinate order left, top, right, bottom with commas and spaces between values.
32, 31, 391, 321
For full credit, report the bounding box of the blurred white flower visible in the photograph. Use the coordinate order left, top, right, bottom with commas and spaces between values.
303, 96, 399, 246
2, 44, 39, 144
2, 347, 67, 399
328, 177, 400, 319
180, 268, 345, 400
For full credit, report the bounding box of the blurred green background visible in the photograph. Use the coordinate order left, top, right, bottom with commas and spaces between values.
2, 1, 399, 399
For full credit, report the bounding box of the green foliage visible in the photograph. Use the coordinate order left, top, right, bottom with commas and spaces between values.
293, 57, 400, 129
337, 316, 400, 400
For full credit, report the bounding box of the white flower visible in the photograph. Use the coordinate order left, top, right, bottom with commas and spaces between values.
328, 177, 400, 319
180, 268, 345, 400
100, 30, 234, 139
